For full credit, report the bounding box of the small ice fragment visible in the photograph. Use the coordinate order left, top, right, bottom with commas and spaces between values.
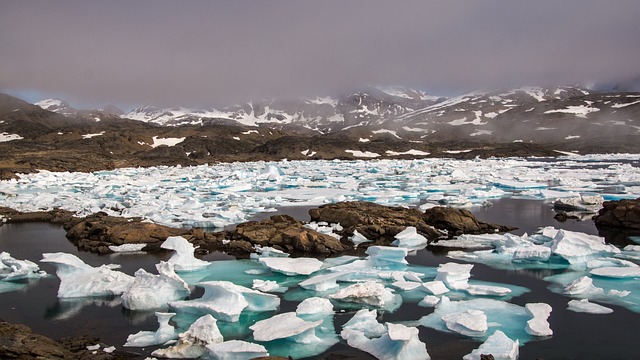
252, 279, 280, 292
567, 299, 613, 314
108, 243, 147, 253
590, 267, 640, 278
463, 330, 519, 360
161, 236, 209, 271
525, 303, 553, 336
249, 312, 323, 342
392, 226, 428, 249
464, 284, 511, 296
298, 271, 345, 292
86, 344, 100, 351
563, 276, 603, 295
329, 281, 395, 307
422, 281, 450, 295
103, 346, 115, 353
121, 261, 190, 310
350, 230, 372, 247
296, 297, 334, 317
391, 281, 423, 291
419, 295, 440, 307
550, 230, 619, 264
366, 246, 409, 267
1, 252, 45, 281
203, 340, 268, 359
258, 257, 323, 276
442, 309, 488, 336
435, 262, 473, 290
152, 314, 223, 358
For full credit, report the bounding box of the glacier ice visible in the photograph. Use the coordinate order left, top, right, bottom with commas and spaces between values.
161, 236, 210, 271
169, 281, 280, 322
258, 257, 323, 276
152, 314, 223, 358
525, 303, 553, 337
463, 330, 519, 360
202, 340, 268, 360
41, 252, 134, 298
121, 261, 190, 310
0, 252, 45, 281
567, 299, 613, 314
124, 312, 178, 347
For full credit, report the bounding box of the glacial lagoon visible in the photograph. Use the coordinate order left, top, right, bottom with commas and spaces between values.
1, 155, 640, 359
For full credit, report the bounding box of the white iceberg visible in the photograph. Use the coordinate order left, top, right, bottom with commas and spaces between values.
250, 312, 323, 343
464, 284, 512, 297
442, 309, 488, 336
563, 276, 604, 296
41, 252, 134, 298
567, 299, 613, 314
463, 330, 519, 360
550, 230, 620, 265
366, 246, 409, 267
340, 309, 387, 339
258, 257, 323, 276
202, 340, 268, 360
169, 281, 280, 322
121, 261, 190, 310
108, 243, 147, 253
296, 297, 334, 317
329, 281, 396, 307
161, 236, 210, 271
392, 226, 429, 249
152, 314, 223, 358
435, 262, 474, 290
419, 295, 440, 307
350, 230, 372, 247
525, 303, 553, 337
590, 266, 640, 278
1, 252, 45, 281
124, 312, 178, 347
251, 279, 281, 292
299, 271, 346, 292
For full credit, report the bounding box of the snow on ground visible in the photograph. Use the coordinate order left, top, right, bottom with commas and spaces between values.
372, 129, 402, 139
81, 131, 105, 139
0, 132, 23, 142
345, 150, 380, 158
544, 105, 600, 118
151, 136, 186, 148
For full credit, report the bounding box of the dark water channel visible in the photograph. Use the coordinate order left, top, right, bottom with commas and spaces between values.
0, 199, 638, 359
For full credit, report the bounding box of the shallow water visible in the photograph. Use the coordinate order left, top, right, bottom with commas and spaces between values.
0, 199, 639, 359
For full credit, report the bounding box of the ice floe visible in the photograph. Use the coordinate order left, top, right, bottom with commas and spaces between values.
124, 312, 178, 347
161, 236, 210, 271
41, 252, 134, 298
152, 314, 223, 358
567, 299, 613, 314
463, 330, 519, 360
524, 303, 553, 337
121, 261, 190, 310
0, 252, 46, 281
202, 340, 268, 360
392, 226, 429, 249
258, 257, 323, 276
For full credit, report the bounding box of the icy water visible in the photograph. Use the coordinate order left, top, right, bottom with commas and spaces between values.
1, 199, 639, 359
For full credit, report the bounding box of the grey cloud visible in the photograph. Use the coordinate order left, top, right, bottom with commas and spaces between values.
1, 0, 639, 108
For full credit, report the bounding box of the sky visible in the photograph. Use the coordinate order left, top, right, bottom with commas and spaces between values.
1, 0, 640, 110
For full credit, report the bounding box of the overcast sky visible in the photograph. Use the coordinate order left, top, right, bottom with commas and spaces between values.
1, 0, 639, 109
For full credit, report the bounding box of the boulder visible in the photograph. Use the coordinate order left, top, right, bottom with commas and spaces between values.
594, 198, 640, 230
309, 201, 440, 244
423, 206, 516, 236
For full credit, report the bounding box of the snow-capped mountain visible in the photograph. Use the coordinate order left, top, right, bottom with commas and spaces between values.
35, 99, 123, 117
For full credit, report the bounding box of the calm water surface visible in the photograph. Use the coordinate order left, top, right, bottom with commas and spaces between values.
0, 199, 638, 359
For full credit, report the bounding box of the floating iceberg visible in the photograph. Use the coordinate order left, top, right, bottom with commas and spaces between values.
366, 246, 409, 267
296, 297, 334, 317
329, 281, 397, 308
169, 281, 280, 322
419, 295, 441, 307
464, 284, 512, 296
525, 303, 553, 337
392, 226, 429, 249
1, 252, 45, 281
550, 230, 620, 265
152, 314, 223, 358
108, 243, 147, 253
435, 262, 474, 290
462, 330, 519, 360
124, 312, 178, 347
121, 261, 190, 310
258, 257, 323, 276
350, 230, 372, 247
298, 271, 346, 292
161, 236, 210, 271
251, 279, 281, 292
590, 266, 640, 278
41, 252, 134, 298
250, 312, 323, 342
202, 340, 268, 360
567, 299, 613, 314
421, 281, 450, 296
563, 276, 604, 296
442, 309, 488, 336
341, 312, 429, 360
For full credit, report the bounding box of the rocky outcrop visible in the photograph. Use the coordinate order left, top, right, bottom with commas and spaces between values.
229, 214, 346, 255
594, 198, 640, 230
422, 206, 517, 236
309, 201, 441, 244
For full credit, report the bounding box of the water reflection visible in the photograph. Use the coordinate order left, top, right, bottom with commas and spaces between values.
45, 296, 122, 321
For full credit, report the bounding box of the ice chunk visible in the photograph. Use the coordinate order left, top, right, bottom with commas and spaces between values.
590, 267, 640, 278
161, 236, 209, 271
422, 281, 450, 295
550, 230, 620, 264
392, 226, 428, 249
124, 312, 178, 347
563, 276, 604, 295
419, 295, 440, 307
512, 245, 552, 262
202, 340, 268, 360
464, 284, 512, 296
462, 330, 519, 360
442, 309, 488, 336
251, 245, 289, 258
329, 281, 396, 307
350, 230, 372, 247
41, 252, 134, 298
250, 312, 323, 342
251, 279, 281, 292
122, 261, 190, 310
366, 246, 409, 267
0, 252, 45, 281
391, 281, 423, 291
258, 257, 323, 276
298, 271, 346, 292
525, 303, 553, 337
567, 299, 613, 314
108, 243, 147, 253
152, 314, 223, 358
435, 262, 474, 290
341, 309, 386, 339
296, 297, 334, 317
169, 281, 280, 322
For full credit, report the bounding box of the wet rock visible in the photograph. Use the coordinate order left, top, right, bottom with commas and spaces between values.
229, 214, 346, 255
423, 206, 516, 237
0, 319, 75, 359
309, 201, 441, 244
594, 197, 640, 230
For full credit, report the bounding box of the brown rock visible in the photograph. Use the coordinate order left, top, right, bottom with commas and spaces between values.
423, 206, 516, 237
594, 197, 640, 230
0, 320, 76, 359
